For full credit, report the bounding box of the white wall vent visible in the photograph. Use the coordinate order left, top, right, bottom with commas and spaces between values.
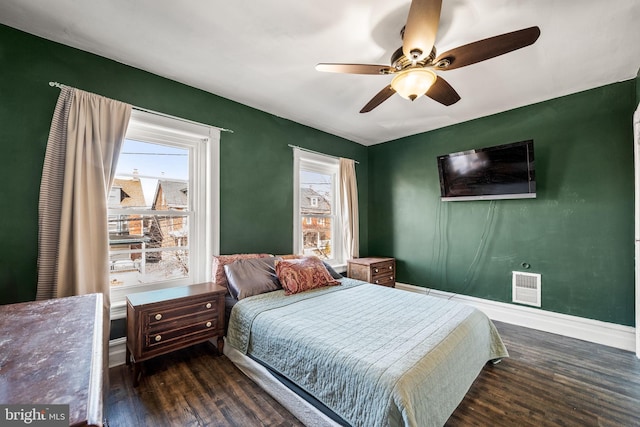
512, 271, 541, 307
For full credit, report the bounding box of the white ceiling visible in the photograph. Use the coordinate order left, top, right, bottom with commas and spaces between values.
1, 0, 639, 145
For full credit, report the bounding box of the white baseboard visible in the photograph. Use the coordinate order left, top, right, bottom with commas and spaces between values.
395, 282, 636, 352
109, 337, 126, 368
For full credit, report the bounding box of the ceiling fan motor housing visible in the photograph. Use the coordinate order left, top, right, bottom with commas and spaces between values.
391, 46, 437, 71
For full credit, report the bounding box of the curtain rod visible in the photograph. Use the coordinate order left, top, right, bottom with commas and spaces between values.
48, 81, 234, 133
288, 144, 359, 164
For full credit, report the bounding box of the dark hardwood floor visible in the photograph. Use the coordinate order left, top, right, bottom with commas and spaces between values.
445, 322, 640, 427
107, 344, 304, 427
107, 322, 640, 426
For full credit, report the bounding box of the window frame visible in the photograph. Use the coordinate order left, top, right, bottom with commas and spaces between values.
110, 110, 219, 319
293, 149, 344, 269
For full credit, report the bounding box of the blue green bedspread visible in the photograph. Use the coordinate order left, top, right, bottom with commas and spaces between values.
227, 278, 508, 427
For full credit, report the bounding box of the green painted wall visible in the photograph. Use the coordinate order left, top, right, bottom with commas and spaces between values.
0, 25, 368, 304
1, 23, 636, 328
368, 81, 636, 325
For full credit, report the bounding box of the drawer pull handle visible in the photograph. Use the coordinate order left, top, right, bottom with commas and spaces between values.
375, 280, 379, 284
389, 266, 393, 270
206, 321, 212, 328
391, 276, 394, 280
206, 303, 212, 309
155, 335, 162, 342
155, 314, 162, 321
374, 268, 379, 273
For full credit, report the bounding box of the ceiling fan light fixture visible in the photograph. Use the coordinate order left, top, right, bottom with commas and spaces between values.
391, 68, 437, 101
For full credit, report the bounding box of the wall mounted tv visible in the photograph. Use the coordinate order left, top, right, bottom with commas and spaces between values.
437, 140, 536, 201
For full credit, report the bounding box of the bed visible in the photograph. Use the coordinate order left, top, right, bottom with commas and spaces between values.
215, 254, 508, 427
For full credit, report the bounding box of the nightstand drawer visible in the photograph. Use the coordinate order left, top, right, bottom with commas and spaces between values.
145, 318, 220, 350
147, 310, 217, 334
370, 261, 394, 276
145, 298, 219, 328
371, 274, 394, 287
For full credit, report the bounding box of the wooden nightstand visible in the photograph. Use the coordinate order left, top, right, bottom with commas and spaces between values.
347, 257, 396, 288
126, 282, 226, 386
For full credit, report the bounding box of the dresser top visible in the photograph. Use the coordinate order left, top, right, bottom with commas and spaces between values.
348, 257, 394, 266
0, 293, 104, 426
126, 282, 226, 307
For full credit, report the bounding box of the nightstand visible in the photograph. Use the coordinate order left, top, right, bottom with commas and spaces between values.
347, 257, 396, 288
126, 282, 226, 386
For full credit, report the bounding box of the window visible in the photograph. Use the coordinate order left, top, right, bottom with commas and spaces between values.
109, 110, 219, 316
293, 149, 343, 266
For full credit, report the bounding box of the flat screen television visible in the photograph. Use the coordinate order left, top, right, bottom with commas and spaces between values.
437, 140, 536, 201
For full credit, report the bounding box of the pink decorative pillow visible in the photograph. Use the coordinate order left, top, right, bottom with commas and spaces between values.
275, 256, 340, 295
212, 253, 271, 291
276, 254, 303, 260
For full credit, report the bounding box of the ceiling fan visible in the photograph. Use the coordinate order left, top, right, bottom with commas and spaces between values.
316, 0, 540, 113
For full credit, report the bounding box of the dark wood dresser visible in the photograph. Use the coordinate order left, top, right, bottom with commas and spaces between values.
0, 293, 106, 426
347, 257, 396, 287
126, 282, 226, 385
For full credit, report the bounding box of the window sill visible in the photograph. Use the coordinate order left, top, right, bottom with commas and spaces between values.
333, 263, 347, 274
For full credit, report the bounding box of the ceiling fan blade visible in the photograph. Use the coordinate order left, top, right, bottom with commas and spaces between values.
316, 63, 395, 75
426, 76, 460, 106
434, 26, 541, 71
403, 0, 442, 62
360, 85, 396, 113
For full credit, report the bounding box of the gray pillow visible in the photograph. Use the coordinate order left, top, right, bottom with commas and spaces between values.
322, 261, 343, 279
224, 256, 281, 300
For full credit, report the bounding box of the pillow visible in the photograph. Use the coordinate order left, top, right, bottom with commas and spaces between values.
277, 254, 342, 279
322, 261, 343, 279
276, 254, 303, 260
224, 256, 281, 300
212, 253, 271, 291
275, 256, 340, 295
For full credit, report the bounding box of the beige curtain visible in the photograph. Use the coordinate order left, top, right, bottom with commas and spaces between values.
339, 158, 359, 259
37, 87, 131, 308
